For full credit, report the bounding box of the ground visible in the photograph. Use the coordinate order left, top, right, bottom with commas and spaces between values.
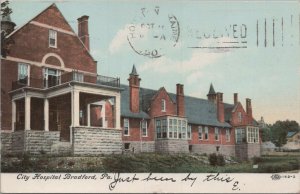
1, 152, 299, 173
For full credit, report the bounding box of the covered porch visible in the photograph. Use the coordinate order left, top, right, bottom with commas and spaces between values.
10, 81, 121, 142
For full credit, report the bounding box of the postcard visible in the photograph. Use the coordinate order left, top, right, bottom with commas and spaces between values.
1, 0, 299, 193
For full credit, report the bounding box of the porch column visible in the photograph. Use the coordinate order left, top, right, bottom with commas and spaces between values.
24, 96, 31, 130
71, 90, 80, 127
115, 94, 121, 129
87, 104, 90, 127
12, 100, 16, 131
44, 98, 49, 131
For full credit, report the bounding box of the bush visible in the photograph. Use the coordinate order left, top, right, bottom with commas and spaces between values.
252, 156, 263, 164
217, 155, 225, 166
209, 153, 225, 166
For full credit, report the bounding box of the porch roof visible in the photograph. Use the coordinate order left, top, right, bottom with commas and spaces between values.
9, 81, 123, 100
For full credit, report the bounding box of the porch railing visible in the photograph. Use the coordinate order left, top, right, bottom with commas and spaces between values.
11, 71, 120, 90
97, 75, 120, 88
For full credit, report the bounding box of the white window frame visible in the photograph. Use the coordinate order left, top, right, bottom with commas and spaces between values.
73, 71, 84, 82
123, 118, 130, 136
49, 29, 57, 48
247, 126, 259, 143
141, 120, 147, 137
198, 126, 203, 140
226, 128, 230, 142
161, 99, 166, 112
204, 126, 209, 140
156, 116, 188, 139
215, 127, 219, 141
18, 63, 28, 85
43, 68, 61, 88
235, 128, 246, 143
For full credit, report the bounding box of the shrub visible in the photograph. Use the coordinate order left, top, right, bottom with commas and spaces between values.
252, 156, 263, 164
209, 153, 225, 166
209, 153, 218, 166
217, 154, 225, 166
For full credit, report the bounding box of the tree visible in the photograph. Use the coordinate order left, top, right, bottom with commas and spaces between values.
1, 0, 12, 17
1, 0, 14, 58
261, 126, 271, 142
270, 120, 300, 147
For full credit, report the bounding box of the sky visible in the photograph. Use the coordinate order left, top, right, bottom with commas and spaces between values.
7, 0, 300, 124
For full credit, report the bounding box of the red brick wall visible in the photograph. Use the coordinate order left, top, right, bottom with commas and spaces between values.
149, 88, 177, 118
32, 4, 73, 32
105, 101, 114, 128
188, 125, 235, 145
1, 60, 18, 130
9, 24, 96, 73
121, 117, 153, 141
231, 103, 251, 126
129, 86, 139, 113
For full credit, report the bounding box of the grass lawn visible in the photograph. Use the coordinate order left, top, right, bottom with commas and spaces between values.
1, 153, 299, 173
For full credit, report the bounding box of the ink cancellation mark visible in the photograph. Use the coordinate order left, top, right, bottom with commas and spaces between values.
127, 6, 180, 58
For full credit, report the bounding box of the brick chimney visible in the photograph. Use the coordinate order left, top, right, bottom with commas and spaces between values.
77, 15, 90, 51
217, 92, 225, 123
176, 84, 185, 117
128, 65, 141, 113
246, 98, 253, 122
234, 93, 238, 105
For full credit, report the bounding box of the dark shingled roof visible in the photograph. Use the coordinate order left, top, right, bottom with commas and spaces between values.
224, 103, 235, 122
120, 84, 150, 119
207, 83, 216, 95
121, 84, 231, 127
130, 65, 138, 76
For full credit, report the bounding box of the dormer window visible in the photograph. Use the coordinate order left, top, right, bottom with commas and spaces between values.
161, 99, 166, 112
49, 29, 57, 48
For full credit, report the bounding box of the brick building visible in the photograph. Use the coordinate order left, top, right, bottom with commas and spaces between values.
1, 4, 122, 155
120, 66, 261, 159
1, 4, 261, 159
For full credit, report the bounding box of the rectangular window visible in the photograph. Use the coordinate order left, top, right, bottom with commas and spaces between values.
187, 125, 192, 139
141, 120, 147, 137
73, 72, 84, 82
124, 118, 129, 136
49, 29, 57, 48
156, 120, 161, 138
178, 120, 182, 138
226, 129, 230, 142
162, 119, 167, 138
236, 128, 246, 143
169, 119, 173, 138
18, 63, 28, 85
43, 68, 61, 88
215, 127, 219, 141
238, 112, 242, 123
181, 120, 186, 139
247, 127, 259, 143
161, 99, 166, 112
198, 126, 203, 140
173, 119, 178, 138
204, 126, 209, 140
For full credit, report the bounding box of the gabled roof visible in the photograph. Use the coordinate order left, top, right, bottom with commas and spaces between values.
5, 3, 95, 61
120, 84, 231, 127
